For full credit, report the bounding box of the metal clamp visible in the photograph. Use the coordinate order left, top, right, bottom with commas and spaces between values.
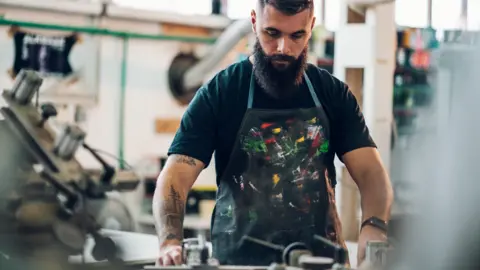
182, 235, 213, 266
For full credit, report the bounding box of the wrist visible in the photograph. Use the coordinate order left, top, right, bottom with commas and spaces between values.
160, 239, 182, 248
159, 233, 183, 247
361, 216, 388, 234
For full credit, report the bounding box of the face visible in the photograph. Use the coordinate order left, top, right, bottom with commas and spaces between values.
251, 4, 315, 99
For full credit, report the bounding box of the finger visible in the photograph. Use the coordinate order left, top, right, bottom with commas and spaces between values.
162, 255, 174, 266
357, 250, 365, 260
357, 249, 366, 263
156, 257, 163, 266
170, 250, 183, 265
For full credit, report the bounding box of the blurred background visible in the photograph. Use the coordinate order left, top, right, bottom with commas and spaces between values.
0, 0, 478, 269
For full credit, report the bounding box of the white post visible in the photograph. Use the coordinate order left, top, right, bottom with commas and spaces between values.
333, 0, 396, 241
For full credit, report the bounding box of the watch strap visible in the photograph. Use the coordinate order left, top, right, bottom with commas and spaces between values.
361, 217, 388, 233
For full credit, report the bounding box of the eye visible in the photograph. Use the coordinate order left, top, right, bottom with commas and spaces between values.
291, 33, 305, 40
266, 29, 280, 38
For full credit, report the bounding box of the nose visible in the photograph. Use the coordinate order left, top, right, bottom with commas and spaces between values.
276, 37, 290, 54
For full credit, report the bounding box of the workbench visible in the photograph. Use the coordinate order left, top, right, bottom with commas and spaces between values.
69, 229, 159, 266
68, 229, 358, 268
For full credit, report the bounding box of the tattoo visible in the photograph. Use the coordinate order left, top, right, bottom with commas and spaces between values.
166, 233, 180, 240
155, 185, 185, 244
173, 155, 196, 166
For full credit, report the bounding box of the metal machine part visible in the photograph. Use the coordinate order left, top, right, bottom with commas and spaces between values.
53, 125, 87, 161
312, 235, 348, 270
147, 235, 357, 270
10, 69, 43, 105
182, 235, 213, 266
241, 235, 342, 269
364, 241, 388, 268
0, 69, 140, 270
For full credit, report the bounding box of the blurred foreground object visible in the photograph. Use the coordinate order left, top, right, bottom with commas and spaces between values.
0, 70, 139, 270
391, 34, 480, 269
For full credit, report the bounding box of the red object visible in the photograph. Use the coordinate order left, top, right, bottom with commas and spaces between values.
410, 50, 430, 69
261, 123, 274, 129
265, 137, 276, 144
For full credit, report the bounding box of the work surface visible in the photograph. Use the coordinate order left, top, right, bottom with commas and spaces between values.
69, 229, 159, 265
69, 230, 358, 268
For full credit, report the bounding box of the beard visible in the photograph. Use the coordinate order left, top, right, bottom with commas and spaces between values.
253, 38, 308, 99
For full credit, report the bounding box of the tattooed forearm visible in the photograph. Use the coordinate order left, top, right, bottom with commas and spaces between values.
153, 185, 186, 245
154, 155, 200, 246
172, 155, 197, 166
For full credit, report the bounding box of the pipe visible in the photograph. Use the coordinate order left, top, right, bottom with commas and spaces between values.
182, 18, 251, 90
119, 37, 128, 170
0, 18, 216, 44
426, 0, 433, 27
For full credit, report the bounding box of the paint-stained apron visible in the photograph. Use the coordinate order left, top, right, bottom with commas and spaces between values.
211, 71, 347, 266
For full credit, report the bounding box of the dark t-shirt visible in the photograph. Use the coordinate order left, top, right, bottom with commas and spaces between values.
168, 59, 376, 187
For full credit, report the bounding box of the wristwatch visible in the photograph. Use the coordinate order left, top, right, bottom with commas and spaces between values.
361, 217, 388, 233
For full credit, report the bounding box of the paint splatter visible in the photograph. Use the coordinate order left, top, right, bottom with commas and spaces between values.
239, 116, 329, 211
248, 210, 258, 222
220, 205, 233, 218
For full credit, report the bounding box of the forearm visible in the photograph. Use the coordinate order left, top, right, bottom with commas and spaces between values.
358, 167, 394, 222
153, 173, 189, 246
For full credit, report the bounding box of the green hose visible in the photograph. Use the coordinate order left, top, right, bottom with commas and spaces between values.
0, 18, 216, 43
119, 37, 128, 169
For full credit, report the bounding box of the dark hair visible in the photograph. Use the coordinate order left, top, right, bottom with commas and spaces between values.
259, 0, 314, 15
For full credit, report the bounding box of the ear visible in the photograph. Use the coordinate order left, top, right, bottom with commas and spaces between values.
251, 9, 257, 33
310, 16, 316, 30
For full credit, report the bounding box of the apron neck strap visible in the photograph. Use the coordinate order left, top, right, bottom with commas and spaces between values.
248, 71, 321, 109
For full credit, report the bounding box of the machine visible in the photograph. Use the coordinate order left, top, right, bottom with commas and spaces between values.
148, 234, 390, 270
0, 69, 139, 270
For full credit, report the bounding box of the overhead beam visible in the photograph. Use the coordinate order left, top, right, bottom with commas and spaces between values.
0, 0, 232, 30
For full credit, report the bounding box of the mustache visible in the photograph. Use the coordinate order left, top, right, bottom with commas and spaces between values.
267, 54, 296, 63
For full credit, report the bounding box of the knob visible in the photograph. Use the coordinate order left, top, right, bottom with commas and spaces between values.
38, 103, 57, 127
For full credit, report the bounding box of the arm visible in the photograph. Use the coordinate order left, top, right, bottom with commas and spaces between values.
328, 74, 393, 223
153, 154, 205, 247
327, 74, 393, 263
343, 148, 393, 222
153, 84, 218, 248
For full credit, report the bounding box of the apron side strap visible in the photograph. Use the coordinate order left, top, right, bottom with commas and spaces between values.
248, 71, 256, 109
304, 72, 321, 108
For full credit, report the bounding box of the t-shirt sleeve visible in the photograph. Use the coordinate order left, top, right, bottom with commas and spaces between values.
167, 86, 217, 168
329, 76, 377, 159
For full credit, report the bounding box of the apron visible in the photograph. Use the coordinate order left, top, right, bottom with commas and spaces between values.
211, 71, 348, 266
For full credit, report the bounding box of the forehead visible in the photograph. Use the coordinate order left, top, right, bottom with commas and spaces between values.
259, 5, 312, 32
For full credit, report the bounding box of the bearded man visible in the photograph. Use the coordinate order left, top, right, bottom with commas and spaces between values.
153, 0, 393, 266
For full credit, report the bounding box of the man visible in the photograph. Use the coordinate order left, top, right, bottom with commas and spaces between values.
154, 0, 393, 266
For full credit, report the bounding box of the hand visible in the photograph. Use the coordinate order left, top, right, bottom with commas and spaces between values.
156, 244, 183, 266
356, 225, 387, 265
